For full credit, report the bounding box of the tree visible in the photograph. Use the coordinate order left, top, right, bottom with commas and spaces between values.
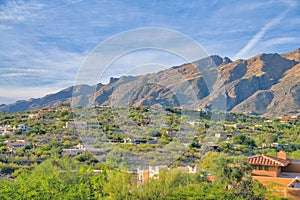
233, 133, 256, 147
103, 170, 133, 200
211, 155, 266, 199
200, 151, 228, 172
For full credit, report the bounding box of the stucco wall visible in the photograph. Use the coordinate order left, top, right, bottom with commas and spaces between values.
282, 162, 300, 173
284, 188, 300, 200
253, 176, 294, 198
251, 166, 279, 177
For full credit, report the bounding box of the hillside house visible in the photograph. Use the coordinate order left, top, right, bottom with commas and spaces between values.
6, 140, 30, 151
16, 124, 30, 132
62, 148, 85, 156
28, 113, 48, 119
280, 117, 299, 124
0, 125, 12, 135
223, 123, 244, 129
39, 107, 56, 113
124, 138, 157, 145
137, 165, 198, 184
62, 143, 86, 156
248, 151, 300, 199
198, 142, 219, 150
65, 121, 87, 130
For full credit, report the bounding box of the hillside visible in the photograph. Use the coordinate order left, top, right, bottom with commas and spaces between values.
1, 49, 299, 116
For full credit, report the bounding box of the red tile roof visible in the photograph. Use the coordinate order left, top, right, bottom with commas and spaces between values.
280, 118, 299, 121
248, 154, 290, 167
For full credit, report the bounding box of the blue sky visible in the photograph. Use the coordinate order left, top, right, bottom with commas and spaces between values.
0, 0, 299, 103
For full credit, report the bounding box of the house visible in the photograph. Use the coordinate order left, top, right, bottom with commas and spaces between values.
186, 121, 202, 126
62, 143, 86, 156
62, 148, 85, 156
248, 151, 300, 199
16, 124, 30, 132
124, 138, 150, 145
137, 166, 168, 184
173, 106, 183, 110
65, 121, 87, 130
60, 106, 70, 110
0, 125, 13, 135
137, 165, 198, 184
264, 119, 273, 123
39, 107, 56, 113
5, 140, 30, 151
198, 142, 219, 150
280, 117, 299, 123
223, 124, 244, 129
28, 113, 48, 119
215, 133, 224, 138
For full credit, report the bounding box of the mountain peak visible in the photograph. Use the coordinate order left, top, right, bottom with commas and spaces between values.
282, 48, 300, 62
208, 55, 232, 66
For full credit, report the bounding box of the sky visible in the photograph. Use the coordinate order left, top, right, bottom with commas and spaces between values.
0, 0, 299, 104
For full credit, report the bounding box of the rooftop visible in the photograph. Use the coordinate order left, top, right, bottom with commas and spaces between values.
248, 154, 290, 167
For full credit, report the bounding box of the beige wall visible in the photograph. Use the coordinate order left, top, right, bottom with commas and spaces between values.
253, 176, 294, 198
282, 162, 300, 173
251, 166, 280, 177
284, 188, 300, 200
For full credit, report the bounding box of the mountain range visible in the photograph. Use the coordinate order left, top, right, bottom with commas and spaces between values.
1, 48, 299, 116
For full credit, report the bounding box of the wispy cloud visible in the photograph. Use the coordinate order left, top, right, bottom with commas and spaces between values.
260, 37, 298, 47
234, 11, 287, 59
0, 0, 45, 22
233, 0, 299, 59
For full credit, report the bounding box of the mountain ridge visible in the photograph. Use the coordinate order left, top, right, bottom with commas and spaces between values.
1, 49, 299, 116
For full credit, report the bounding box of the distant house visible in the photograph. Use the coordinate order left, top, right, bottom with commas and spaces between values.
39, 107, 56, 113
124, 138, 158, 145
60, 106, 70, 110
6, 140, 30, 151
248, 151, 300, 199
215, 133, 223, 138
16, 124, 30, 132
173, 106, 183, 110
28, 113, 49, 119
65, 121, 87, 130
280, 118, 299, 123
124, 138, 147, 145
62, 149, 85, 156
137, 165, 198, 184
198, 142, 219, 150
166, 131, 178, 137
264, 119, 273, 123
0, 125, 12, 135
223, 124, 244, 129
186, 121, 201, 126
62, 143, 86, 156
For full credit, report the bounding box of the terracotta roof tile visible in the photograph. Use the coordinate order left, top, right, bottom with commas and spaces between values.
248, 154, 290, 167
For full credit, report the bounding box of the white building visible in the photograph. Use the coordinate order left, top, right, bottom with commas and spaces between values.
17, 124, 30, 132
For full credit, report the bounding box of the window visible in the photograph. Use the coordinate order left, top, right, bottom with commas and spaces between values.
264, 166, 269, 171
258, 166, 263, 170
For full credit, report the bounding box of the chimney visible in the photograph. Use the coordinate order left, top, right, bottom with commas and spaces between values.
278, 151, 287, 160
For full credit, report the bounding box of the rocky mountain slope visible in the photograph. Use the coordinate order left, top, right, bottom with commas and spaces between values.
1, 48, 299, 116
